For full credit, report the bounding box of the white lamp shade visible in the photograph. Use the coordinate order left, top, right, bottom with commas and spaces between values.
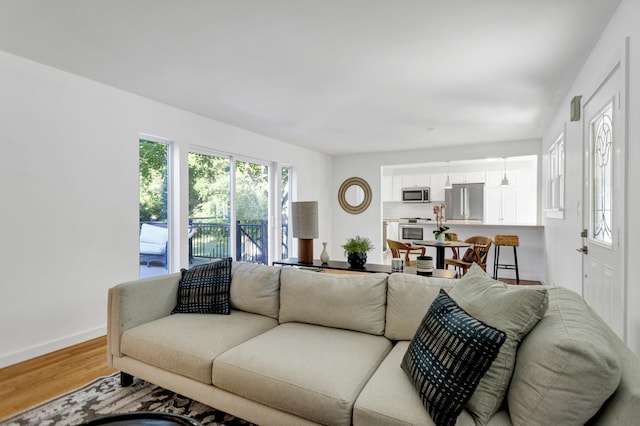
292, 201, 318, 239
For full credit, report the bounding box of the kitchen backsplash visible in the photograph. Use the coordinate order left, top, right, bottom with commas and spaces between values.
383, 201, 441, 221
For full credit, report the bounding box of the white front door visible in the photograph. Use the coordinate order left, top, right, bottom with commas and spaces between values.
581, 62, 626, 341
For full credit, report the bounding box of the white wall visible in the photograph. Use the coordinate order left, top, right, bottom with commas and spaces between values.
542, 0, 640, 355
330, 139, 541, 264
0, 51, 332, 367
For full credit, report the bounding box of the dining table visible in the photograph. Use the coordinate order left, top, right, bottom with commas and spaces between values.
410, 240, 473, 270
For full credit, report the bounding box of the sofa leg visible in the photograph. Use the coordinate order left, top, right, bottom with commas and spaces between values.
120, 371, 134, 387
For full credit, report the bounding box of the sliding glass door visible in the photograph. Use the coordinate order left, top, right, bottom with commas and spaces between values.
188, 152, 232, 263
187, 151, 271, 264
235, 160, 269, 263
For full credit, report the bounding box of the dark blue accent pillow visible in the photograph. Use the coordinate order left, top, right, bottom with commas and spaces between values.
172, 258, 232, 315
401, 289, 506, 426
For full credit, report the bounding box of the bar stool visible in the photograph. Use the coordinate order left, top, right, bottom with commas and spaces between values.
493, 234, 520, 283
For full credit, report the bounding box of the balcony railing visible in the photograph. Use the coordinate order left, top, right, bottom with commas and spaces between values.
142, 217, 289, 265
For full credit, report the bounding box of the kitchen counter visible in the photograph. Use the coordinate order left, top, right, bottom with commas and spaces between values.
386, 218, 543, 228
442, 221, 543, 229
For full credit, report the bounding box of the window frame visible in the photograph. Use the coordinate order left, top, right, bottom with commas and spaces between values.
545, 131, 565, 219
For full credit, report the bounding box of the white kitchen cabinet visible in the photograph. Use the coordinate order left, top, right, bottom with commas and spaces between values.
415, 174, 430, 187
382, 176, 393, 202
382, 176, 405, 201
485, 187, 518, 224
485, 170, 502, 187
401, 174, 430, 188
501, 188, 518, 223
515, 168, 537, 224
448, 172, 466, 184
430, 173, 448, 201
392, 176, 403, 201
401, 175, 417, 188
465, 171, 485, 183
448, 171, 485, 184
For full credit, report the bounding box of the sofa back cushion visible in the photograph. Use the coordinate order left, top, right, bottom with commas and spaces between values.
230, 262, 281, 319
385, 273, 454, 341
507, 287, 622, 425
279, 268, 388, 335
448, 264, 549, 425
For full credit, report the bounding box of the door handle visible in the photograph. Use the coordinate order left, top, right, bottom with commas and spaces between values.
576, 246, 588, 254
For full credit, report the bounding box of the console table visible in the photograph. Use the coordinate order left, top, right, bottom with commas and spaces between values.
273, 258, 457, 279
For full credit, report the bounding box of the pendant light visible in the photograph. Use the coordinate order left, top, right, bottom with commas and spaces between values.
444, 162, 452, 189
501, 158, 510, 187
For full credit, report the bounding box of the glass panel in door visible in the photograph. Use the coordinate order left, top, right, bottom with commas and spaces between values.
281, 166, 291, 259
591, 102, 614, 246
188, 152, 231, 264
235, 160, 269, 264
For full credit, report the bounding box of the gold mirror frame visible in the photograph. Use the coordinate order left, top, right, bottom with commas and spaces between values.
338, 177, 372, 214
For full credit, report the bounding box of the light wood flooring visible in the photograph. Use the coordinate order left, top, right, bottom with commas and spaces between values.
0, 335, 116, 420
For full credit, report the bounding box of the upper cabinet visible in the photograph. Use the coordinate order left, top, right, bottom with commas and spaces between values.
401, 174, 430, 188
381, 176, 393, 202
449, 171, 485, 184
430, 173, 448, 201
484, 168, 536, 224
381, 175, 404, 201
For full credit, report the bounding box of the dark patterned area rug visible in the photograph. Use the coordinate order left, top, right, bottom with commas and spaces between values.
1, 373, 255, 425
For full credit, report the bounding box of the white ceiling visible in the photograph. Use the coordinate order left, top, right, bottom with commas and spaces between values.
0, 0, 620, 155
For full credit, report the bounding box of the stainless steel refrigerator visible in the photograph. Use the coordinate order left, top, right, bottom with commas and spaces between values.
445, 183, 484, 221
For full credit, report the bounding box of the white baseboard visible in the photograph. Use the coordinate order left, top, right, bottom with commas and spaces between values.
0, 326, 106, 369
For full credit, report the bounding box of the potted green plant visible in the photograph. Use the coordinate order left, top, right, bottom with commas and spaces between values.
342, 235, 375, 268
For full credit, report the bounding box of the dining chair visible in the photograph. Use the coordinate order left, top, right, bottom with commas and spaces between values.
387, 239, 426, 266
444, 235, 493, 277
444, 232, 459, 258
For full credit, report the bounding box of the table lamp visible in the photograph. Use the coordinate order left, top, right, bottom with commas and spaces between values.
292, 201, 318, 264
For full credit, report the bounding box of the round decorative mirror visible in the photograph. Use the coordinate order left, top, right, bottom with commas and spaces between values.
338, 177, 372, 214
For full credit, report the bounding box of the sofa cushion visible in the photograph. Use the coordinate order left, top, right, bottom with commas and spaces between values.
507, 287, 622, 425
172, 258, 232, 315
213, 322, 393, 426
355, 341, 503, 426
139, 241, 166, 255
448, 264, 548, 424
279, 268, 387, 335
139, 223, 168, 245
230, 261, 280, 319
385, 273, 455, 341
401, 290, 506, 426
120, 311, 278, 384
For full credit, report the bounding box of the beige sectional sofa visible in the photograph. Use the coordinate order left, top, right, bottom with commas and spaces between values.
108, 261, 640, 425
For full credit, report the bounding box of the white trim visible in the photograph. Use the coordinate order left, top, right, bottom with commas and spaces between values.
0, 327, 105, 369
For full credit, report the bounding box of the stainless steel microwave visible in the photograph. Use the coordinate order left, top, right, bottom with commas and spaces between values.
402, 187, 430, 203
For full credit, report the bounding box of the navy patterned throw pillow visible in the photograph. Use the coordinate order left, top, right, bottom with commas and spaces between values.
401, 289, 506, 426
172, 258, 232, 315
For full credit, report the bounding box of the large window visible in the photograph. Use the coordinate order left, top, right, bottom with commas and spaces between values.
139, 138, 170, 277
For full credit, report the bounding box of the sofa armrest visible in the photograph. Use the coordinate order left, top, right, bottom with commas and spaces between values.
107, 273, 181, 361
587, 342, 640, 425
